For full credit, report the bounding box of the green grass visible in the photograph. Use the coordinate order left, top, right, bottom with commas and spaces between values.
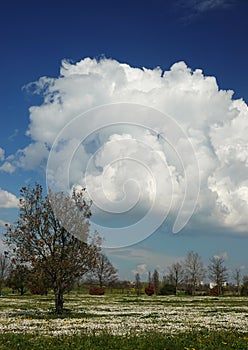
0, 330, 247, 350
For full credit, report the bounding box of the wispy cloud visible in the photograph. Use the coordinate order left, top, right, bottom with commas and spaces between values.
108, 247, 184, 276
0, 148, 4, 161
8, 129, 19, 141
175, 0, 235, 22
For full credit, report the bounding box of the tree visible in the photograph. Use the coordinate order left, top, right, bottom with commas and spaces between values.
135, 273, 142, 296
4, 184, 100, 313
6, 262, 31, 295
184, 251, 205, 295
89, 253, 118, 288
168, 262, 184, 295
148, 271, 152, 284
0, 251, 9, 294
117, 280, 132, 294
241, 275, 248, 296
233, 268, 242, 295
152, 269, 160, 295
162, 273, 174, 285
208, 256, 228, 295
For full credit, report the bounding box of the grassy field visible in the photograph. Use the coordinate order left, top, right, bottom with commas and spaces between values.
0, 293, 248, 349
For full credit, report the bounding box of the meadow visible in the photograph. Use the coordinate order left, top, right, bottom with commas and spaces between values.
0, 293, 248, 349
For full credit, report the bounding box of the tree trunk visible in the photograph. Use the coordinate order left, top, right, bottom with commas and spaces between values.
54, 288, 64, 314
192, 283, 196, 296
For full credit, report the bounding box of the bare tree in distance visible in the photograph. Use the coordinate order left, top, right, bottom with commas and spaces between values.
241, 275, 248, 296
0, 252, 9, 294
135, 272, 142, 296
233, 267, 242, 295
152, 269, 160, 295
208, 255, 228, 295
148, 271, 152, 285
168, 261, 184, 295
4, 184, 100, 314
114, 280, 132, 294
184, 251, 205, 295
89, 253, 118, 288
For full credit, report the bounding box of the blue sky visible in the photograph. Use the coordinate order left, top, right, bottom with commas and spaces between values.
1, 0, 248, 280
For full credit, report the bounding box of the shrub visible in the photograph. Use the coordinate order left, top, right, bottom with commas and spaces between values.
30, 285, 49, 295
159, 284, 176, 295
89, 286, 105, 295
210, 287, 219, 296
145, 285, 155, 296
241, 286, 248, 296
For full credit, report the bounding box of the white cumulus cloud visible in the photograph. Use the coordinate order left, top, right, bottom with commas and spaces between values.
0, 162, 16, 173
0, 189, 19, 208
132, 264, 148, 277
5, 57, 248, 238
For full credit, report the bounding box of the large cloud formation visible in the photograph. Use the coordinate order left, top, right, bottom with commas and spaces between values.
2, 58, 248, 240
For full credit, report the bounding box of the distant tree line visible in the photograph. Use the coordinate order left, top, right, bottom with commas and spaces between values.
134, 251, 247, 297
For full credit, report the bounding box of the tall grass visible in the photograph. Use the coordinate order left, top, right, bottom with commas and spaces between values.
0, 330, 248, 350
